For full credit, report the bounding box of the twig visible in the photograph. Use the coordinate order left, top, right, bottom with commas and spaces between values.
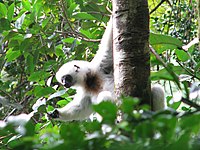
0, 89, 18, 103
149, 45, 181, 89
106, 0, 112, 14
60, 0, 74, 31
55, 31, 101, 42
176, 60, 200, 80
181, 97, 200, 110
11, 81, 29, 95
0, 133, 13, 140
149, 45, 168, 68
150, 0, 166, 14
3, 108, 17, 121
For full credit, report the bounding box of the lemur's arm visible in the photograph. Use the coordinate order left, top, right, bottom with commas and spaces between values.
49, 94, 93, 121
91, 17, 113, 74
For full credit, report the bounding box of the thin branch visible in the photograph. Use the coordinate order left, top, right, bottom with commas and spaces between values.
11, 81, 29, 95
55, 31, 101, 42
60, 0, 74, 31
150, 45, 168, 68
176, 60, 200, 80
150, 0, 166, 14
0, 89, 18, 103
149, 45, 181, 89
181, 97, 200, 110
0, 133, 13, 140
106, 0, 112, 14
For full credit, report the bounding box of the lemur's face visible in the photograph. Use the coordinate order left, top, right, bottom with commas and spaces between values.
61, 74, 74, 88
56, 60, 90, 88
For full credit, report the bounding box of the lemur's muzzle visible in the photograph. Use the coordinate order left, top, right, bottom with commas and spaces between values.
61, 74, 73, 88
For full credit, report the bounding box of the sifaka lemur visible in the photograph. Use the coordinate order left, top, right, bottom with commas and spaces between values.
49, 18, 166, 121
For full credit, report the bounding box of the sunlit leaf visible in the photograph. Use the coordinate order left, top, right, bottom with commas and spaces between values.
22, 0, 31, 11
6, 49, 21, 62
175, 49, 189, 62
7, 3, 15, 21
34, 86, 55, 97
73, 12, 96, 20
0, 3, 7, 18
93, 101, 117, 124
150, 33, 182, 53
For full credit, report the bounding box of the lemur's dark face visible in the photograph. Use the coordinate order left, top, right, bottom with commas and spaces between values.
61, 74, 74, 88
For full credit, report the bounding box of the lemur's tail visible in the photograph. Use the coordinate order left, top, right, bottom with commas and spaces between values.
151, 84, 166, 111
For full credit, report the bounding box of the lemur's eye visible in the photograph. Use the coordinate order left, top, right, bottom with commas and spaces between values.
74, 65, 80, 72
61, 74, 73, 88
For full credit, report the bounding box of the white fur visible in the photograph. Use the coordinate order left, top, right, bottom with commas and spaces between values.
56, 60, 91, 88
151, 84, 166, 111
55, 60, 114, 121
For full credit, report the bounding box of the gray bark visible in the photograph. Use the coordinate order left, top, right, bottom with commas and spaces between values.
113, 0, 151, 105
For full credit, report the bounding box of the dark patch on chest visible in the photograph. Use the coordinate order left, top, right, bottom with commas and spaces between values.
84, 72, 102, 94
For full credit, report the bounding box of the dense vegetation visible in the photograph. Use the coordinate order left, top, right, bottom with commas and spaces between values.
0, 0, 199, 149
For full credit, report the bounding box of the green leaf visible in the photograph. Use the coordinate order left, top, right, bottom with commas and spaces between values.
41, 18, 50, 28
175, 49, 189, 62
28, 71, 50, 82
135, 121, 154, 139
0, 18, 10, 32
68, 3, 78, 17
26, 54, 34, 74
34, 86, 55, 97
60, 123, 85, 148
73, 12, 96, 20
194, 61, 200, 74
25, 121, 35, 136
0, 3, 7, 18
22, 0, 32, 11
57, 100, 68, 107
7, 3, 15, 21
55, 44, 65, 57
150, 33, 183, 53
151, 65, 187, 81
121, 97, 140, 114
6, 49, 21, 62
93, 101, 117, 124
62, 37, 76, 44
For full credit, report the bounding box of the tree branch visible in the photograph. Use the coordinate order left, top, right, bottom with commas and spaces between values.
60, 0, 74, 31
181, 97, 200, 110
149, 45, 181, 89
55, 31, 101, 42
150, 0, 166, 14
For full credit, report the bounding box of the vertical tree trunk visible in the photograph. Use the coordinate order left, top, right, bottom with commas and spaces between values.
113, 0, 151, 105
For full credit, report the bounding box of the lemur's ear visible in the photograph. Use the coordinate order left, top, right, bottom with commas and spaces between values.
74, 65, 80, 72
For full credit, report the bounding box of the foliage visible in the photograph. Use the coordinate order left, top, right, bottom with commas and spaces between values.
0, 0, 199, 149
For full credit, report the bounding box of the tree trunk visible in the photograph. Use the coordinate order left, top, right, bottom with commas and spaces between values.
112, 0, 151, 105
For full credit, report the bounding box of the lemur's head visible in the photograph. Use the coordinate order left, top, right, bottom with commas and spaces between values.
56, 60, 91, 88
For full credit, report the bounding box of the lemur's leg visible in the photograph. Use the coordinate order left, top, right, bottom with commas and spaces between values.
49, 95, 93, 121
96, 91, 113, 104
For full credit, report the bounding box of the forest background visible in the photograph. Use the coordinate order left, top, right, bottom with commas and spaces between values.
0, 0, 200, 149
